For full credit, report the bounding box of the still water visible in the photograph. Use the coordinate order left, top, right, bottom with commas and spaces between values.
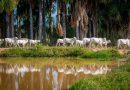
0, 58, 116, 90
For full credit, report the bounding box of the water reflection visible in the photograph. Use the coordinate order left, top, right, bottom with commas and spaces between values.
0, 64, 111, 90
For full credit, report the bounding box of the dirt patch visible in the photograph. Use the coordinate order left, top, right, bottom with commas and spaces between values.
118, 49, 128, 55
0, 48, 9, 52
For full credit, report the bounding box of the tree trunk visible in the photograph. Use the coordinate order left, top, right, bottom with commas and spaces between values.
49, 0, 54, 45
29, 4, 33, 39
42, 0, 46, 44
106, 22, 109, 39
93, 19, 96, 37
57, 0, 59, 24
39, 0, 42, 42
0, 28, 1, 39
128, 21, 130, 38
18, 16, 21, 39
11, 11, 14, 37
88, 18, 92, 37
62, 1, 66, 38
50, 0, 53, 34
76, 21, 79, 39
6, 14, 10, 38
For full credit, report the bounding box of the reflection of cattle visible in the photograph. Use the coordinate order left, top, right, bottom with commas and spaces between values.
0, 64, 111, 75
57, 65, 111, 75
0, 65, 40, 74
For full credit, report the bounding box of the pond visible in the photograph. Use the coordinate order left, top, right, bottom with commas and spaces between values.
0, 58, 118, 90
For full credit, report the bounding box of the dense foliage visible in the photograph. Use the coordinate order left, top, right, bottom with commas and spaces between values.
0, 0, 129, 45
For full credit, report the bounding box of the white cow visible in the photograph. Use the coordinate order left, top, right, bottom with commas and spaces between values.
75, 40, 84, 47
102, 40, 111, 48
56, 39, 65, 46
63, 37, 77, 46
29, 40, 40, 46
5, 37, 18, 47
0, 39, 4, 46
89, 37, 107, 48
117, 39, 130, 49
82, 38, 91, 47
16, 39, 28, 47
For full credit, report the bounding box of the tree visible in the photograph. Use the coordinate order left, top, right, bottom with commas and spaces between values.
28, 0, 33, 39
0, 0, 19, 38
38, 0, 43, 42
39, 0, 46, 44
71, 0, 88, 40
61, 0, 67, 38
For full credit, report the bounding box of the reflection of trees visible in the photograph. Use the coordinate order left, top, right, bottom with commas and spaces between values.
0, 64, 112, 90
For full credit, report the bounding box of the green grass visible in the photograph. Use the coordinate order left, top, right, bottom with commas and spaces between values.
0, 46, 124, 59
69, 60, 130, 90
69, 72, 130, 90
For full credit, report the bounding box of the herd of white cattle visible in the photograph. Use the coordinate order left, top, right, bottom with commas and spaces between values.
0, 37, 129, 48
0, 37, 40, 47
56, 37, 130, 48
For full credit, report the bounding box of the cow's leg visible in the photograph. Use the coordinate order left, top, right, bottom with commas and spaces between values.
56, 42, 58, 46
